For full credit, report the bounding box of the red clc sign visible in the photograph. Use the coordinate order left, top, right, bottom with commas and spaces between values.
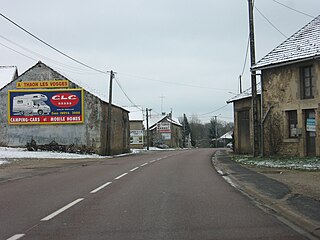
51, 93, 79, 108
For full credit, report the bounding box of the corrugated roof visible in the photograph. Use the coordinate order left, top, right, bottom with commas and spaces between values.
253, 15, 320, 70
0, 66, 17, 90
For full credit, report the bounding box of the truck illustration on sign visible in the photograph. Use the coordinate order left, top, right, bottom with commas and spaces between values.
12, 94, 51, 116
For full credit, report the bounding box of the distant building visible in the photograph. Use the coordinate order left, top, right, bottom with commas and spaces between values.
125, 106, 145, 149
219, 131, 233, 147
0, 61, 130, 155
145, 113, 182, 148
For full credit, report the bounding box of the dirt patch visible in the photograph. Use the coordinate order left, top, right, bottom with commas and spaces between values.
249, 167, 320, 201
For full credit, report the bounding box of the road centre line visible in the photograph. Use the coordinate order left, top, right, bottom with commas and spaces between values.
6, 234, 25, 240
41, 198, 84, 221
90, 182, 112, 194
7, 157, 165, 240
114, 172, 128, 180
130, 167, 139, 172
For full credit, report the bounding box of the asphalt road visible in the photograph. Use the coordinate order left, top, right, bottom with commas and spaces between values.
0, 149, 308, 240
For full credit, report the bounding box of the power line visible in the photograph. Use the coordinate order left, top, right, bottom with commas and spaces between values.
241, 36, 250, 77
119, 73, 236, 92
0, 12, 236, 115
255, 7, 287, 38
0, 12, 107, 75
0, 36, 111, 103
114, 75, 142, 110
270, 0, 316, 19
0, 41, 37, 62
0, 34, 100, 74
197, 104, 230, 117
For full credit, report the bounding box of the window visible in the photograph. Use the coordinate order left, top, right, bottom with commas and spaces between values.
301, 66, 314, 99
287, 110, 298, 138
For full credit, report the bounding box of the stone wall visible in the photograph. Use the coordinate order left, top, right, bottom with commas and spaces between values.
262, 60, 320, 156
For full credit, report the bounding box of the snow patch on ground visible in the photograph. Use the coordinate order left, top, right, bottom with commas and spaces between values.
0, 147, 177, 165
0, 147, 104, 163
235, 156, 320, 171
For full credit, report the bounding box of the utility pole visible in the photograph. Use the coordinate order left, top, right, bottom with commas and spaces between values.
146, 108, 150, 150
214, 115, 218, 148
160, 95, 165, 114
183, 114, 186, 148
106, 70, 114, 156
248, 0, 260, 157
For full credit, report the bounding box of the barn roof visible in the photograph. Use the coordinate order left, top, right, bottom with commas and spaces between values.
11, 61, 128, 112
253, 15, 320, 70
226, 83, 261, 103
0, 66, 18, 90
124, 106, 144, 121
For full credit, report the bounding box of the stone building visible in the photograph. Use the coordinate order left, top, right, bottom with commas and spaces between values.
231, 15, 320, 157
227, 85, 261, 154
125, 106, 145, 149
0, 61, 130, 155
146, 114, 182, 148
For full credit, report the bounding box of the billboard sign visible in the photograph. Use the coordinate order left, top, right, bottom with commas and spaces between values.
130, 130, 144, 145
157, 122, 171, 133
16, 80, 69, 89
8, 89, 84, 125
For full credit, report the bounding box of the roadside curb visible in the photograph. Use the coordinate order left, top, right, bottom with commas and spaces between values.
212, 149, 320, 239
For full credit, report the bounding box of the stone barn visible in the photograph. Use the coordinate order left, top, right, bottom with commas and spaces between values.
227, 85, 261, 154
0, 61, 130, 155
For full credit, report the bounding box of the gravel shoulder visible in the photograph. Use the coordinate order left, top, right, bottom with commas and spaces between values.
252, 167, 320, 201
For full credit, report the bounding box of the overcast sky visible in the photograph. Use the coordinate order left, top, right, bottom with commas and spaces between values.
1, 0, 320, 123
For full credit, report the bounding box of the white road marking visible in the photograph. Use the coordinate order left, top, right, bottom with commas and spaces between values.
90, 182, 112, 193
6, 157, 165, 240
222, 176, 237, 188
41, 198, 84, 221
130, 167, 139, 172
115, 173, 128, 180
6, 234, 25, 240
217, 170, 224, 175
